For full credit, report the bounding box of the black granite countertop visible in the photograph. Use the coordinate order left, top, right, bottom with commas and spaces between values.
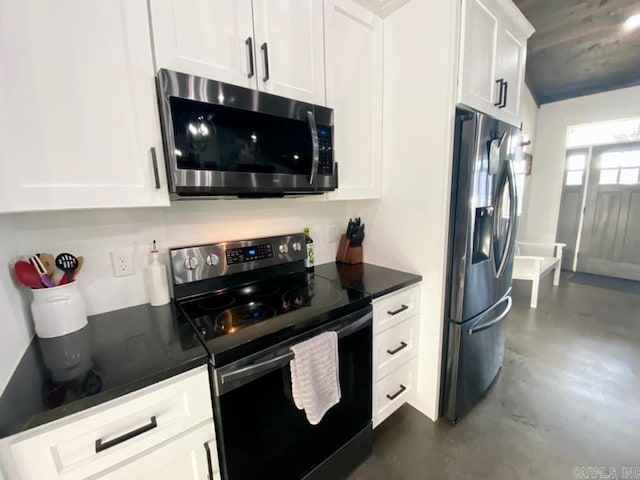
314, 262, 422, 299
0, 303, 208, 439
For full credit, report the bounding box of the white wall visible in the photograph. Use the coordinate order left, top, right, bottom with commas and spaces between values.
0, 216, 33, 393
521, 85, 640, 242
0, 199, 348, 391
350, 0, 458, 420
517, 85, 539, 240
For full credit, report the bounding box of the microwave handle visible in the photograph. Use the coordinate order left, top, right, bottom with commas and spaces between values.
306, 110, 319, 185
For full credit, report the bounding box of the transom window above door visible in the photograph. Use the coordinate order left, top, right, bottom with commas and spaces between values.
599, 149, 640, 185
565, 152, 588, 186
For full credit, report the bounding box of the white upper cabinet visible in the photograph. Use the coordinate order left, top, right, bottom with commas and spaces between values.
325, 0, 383, 200
458, 0, 534, 127
252, 0, 326, 105
149, 0, 326, 105
0, 0, 170, 213
149, 0, 256, 89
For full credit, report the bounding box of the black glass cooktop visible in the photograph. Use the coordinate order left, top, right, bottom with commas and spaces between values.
177, 272, 370, 367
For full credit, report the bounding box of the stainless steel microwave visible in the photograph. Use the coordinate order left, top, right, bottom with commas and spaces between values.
156, 69, 337, 198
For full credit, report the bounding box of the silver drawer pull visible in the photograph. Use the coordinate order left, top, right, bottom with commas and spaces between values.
386, 341, 408, 355
386, 384, 407, 400
387, 305, 408, 316
95, 416, 157, 453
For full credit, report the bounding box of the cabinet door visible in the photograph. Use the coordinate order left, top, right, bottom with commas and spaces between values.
458, 0, 500, 116
150, 0, 256, 89
0, 0, 169, 212
495, 23, 526, 126
252, 0, 326, 105
325, 0, 382, 200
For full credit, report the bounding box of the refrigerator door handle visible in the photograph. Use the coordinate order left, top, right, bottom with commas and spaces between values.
469, 296, 512, 335
496, 157, 518, 278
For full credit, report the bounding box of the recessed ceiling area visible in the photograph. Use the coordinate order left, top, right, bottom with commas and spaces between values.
513, 0, 640, 104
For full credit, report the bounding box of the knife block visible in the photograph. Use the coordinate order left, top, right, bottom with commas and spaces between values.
336, 235, 363, 265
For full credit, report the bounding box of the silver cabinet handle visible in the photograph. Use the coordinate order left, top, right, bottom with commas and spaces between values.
494, 78, 505, 107
151, 147, 161, 189
204, 441, 215, 480
306, 111, 319, 185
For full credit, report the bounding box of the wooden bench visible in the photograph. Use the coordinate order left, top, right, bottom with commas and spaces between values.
512, 242, 566, 308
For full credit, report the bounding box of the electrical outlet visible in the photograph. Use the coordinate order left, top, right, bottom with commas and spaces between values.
111, 249, 134, 277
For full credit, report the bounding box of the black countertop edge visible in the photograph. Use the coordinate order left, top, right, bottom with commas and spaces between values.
0, 357, 206, 439
313, 262, 422, 299
0, 303, 210, 439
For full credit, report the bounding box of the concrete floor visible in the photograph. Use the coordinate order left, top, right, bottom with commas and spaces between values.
349, 273, 640, 479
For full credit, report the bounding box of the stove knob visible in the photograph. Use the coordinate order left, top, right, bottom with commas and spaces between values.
184, 256, 199, 270
279, 244, 289, 254
206, 254, 220, 266
292, 242, 302, 252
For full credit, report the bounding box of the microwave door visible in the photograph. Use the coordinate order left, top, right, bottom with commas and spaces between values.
157, 70, 334, 197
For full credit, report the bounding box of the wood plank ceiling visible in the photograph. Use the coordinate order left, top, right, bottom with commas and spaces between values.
513, 0, 640, 104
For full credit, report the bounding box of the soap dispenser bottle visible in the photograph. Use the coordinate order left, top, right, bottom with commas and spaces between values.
146, 240, 170, 307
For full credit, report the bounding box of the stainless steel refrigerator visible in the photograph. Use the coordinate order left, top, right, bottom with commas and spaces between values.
440, 107, 520, 423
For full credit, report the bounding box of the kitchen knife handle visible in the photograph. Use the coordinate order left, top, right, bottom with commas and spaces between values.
387, 304, 409, 316
387, 341, 408, 355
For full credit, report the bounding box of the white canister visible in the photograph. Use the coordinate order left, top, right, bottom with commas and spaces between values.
31, 281, 88, 339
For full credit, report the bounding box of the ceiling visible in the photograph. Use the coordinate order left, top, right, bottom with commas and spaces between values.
513, 0, 640, 104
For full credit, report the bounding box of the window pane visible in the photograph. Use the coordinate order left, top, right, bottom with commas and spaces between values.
599, 169, 618, 185
619, 151, 640, 168
566, 171, 583, 186
601, 152, 622, 169
566, 154, 586, 171
619, 168, 639, 185
566, 117, 640, 147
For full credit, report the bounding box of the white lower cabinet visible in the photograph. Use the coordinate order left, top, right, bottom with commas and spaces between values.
0, 366, 219, 480
371, 284, 421, 428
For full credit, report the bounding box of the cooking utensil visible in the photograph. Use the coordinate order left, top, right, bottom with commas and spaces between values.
56, 253, 79, 285
38, 253, 57, 280
14, 261, 44, 289
73, 256, 85, 280
29, 255, 55, 288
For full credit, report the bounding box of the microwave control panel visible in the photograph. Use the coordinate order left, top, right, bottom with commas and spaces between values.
318, 126, 333, 176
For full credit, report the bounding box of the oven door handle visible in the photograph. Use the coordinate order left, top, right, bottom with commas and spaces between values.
306, 110, 319, 186
218, 311, 372, 389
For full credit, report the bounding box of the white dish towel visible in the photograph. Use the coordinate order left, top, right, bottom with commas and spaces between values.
290, 331, 341, 425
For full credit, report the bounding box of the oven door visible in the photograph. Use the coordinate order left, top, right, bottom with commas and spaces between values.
157, 69, 336, 197
212, 307, 372, 480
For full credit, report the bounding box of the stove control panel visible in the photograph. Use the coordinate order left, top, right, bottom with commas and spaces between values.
170, 233, 307, 285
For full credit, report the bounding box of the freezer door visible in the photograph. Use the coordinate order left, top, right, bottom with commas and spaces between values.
449, 108, 518, 323
442, 293, 512, 423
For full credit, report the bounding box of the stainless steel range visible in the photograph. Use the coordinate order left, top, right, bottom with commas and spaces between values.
170, 234, 373, 480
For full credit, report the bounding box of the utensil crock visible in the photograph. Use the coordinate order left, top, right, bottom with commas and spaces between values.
31, 281, 88, 338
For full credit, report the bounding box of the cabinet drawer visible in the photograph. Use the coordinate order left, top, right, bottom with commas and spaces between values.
373, 357, 417, 428
98, 421, 219, 480
373, 284, 420, 335
6, 366, 212, 480
373, 315, 419, 382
